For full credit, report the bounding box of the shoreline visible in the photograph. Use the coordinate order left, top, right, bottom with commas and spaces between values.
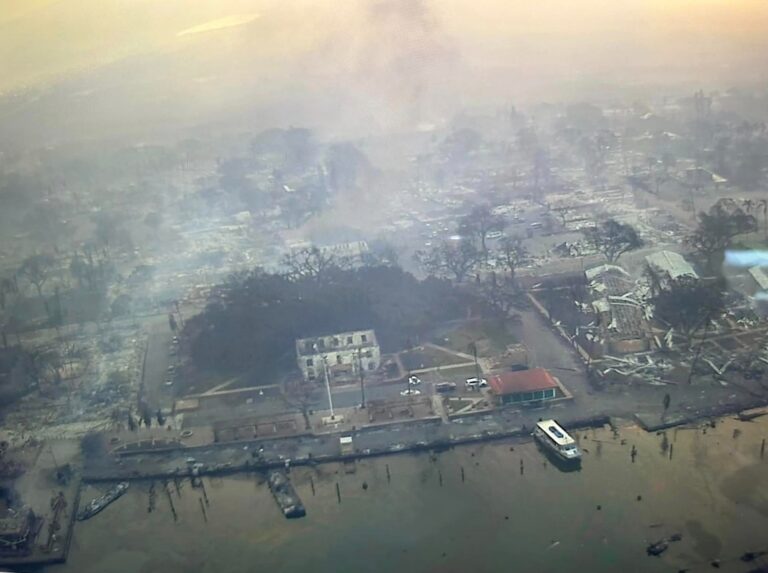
82, 395, 768, 483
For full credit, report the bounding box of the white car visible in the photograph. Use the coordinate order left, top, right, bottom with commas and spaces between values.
400, 389, 422, 397
408, 375, 422, 385
465, 377, 488, 388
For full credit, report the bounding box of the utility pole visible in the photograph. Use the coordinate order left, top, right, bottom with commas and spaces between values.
470, 342, 480, 381
357, 348, 366, 409
322, 354, 335, 420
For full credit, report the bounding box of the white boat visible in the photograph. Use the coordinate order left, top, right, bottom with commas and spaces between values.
533, 419, 582, 463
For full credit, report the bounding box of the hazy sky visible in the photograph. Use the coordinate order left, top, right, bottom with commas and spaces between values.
2, 0, 767, 88
1, 0, 767, 141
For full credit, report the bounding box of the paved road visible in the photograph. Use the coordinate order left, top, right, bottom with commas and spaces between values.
320, 381, 406, 409
141, 315, 175, 411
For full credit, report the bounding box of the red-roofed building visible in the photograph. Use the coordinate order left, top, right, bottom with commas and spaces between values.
489, 368, 560, 405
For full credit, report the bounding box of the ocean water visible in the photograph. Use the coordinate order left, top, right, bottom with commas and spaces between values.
53, 416, 768, 573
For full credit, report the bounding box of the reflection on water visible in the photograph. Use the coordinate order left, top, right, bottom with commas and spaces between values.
52, 416, 768, 573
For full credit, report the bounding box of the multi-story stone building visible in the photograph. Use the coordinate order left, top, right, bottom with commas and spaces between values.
296, 329, 380, 382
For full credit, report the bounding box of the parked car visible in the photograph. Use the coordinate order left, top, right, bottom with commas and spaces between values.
435, 382, 457, 393
408, 375, 422, 385
465, 377, 488, 388
400, 389, 421, 397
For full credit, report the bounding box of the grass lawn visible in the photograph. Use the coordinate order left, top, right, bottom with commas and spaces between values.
400, 345, 470, 371
446, 398, 475, 413
435, 318, 519, 357
180, 370, 250, 395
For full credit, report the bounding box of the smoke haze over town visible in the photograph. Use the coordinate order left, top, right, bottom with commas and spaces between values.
2, 2, 768, 572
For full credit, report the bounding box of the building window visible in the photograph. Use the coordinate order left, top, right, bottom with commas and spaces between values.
332, 337, 339, 346
533, 390, 544, 400
306, 358, 313, 367
336, 354, 343, 365
361, 334, 368, 343
368, 362, 375, 371
521, 392, 534, 401
544, 388, 555, 399
347, 336, 353, 344
365, 350, 372, 358
317, 339, 325, 350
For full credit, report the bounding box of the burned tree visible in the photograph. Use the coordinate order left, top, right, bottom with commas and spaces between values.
497, 236, 527, 280
282, 247, 348, 281
582, 219, 642, 264
459, 205, 504, 259
283, 379, 317, 431
414, 240, 481, 283
652, 277, 724, 342
550, 203, 574, 226
687, 203, 757, 271
0, 276, 18, 311
18, 254, 55, 298
477, 272, 521, 317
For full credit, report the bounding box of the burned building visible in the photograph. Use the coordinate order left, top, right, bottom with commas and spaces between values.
0, 508, 37, 557
587, 265, 651, 355
296, 330, 381, 383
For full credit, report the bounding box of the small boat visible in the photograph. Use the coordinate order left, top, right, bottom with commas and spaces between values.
77, 482, 129, 521
267, 471, 306, 519
533, 420, 582, 464
646, 533, 682, 556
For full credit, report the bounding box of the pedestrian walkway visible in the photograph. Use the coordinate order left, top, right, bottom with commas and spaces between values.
432, 394, 449, 423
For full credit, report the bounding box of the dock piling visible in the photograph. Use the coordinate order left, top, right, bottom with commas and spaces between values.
164, 481, 178, 522
200, 480, 209, 506
199, 498, 208, 523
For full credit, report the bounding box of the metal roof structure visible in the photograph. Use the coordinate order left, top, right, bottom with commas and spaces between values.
645, 250, 698, 280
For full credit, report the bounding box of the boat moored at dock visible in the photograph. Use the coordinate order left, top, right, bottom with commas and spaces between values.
267, 471, 306, 519
533, 420, 582, 464
77, 482, 129, 521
